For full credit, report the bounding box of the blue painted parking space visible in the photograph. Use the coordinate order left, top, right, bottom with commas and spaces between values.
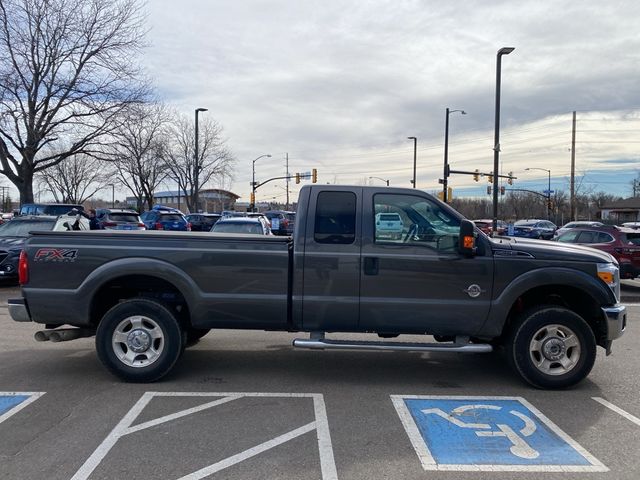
0, 392, 44, 423
392, 395, 607, 472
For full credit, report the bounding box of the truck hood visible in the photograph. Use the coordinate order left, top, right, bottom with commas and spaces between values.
0, 236, 26, 251
491, 236, 616, 264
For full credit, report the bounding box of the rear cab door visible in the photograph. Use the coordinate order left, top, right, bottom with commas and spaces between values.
298, 187, 362, 331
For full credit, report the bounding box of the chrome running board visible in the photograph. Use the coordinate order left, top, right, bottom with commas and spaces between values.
292, 332, 492, 353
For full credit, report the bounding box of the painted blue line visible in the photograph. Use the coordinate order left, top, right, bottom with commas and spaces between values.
0, 395, 30, 416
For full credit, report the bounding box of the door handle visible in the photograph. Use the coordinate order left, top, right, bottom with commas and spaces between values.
364, 257, 379, 275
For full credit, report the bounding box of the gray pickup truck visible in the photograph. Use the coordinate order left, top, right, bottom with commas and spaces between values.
9, 185, 627, 388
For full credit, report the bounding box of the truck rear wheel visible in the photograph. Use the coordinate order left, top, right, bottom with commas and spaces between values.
96, 299, 183, 382
507, 306, 596, 389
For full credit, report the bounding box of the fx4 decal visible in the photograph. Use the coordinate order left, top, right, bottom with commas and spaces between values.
34, 248, 79, 262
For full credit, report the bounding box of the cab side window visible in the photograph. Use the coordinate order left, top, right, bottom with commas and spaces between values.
314, 191, 356, 244
373, 193, 460, 252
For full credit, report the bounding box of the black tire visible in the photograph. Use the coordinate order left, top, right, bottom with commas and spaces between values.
506, 306, 596, 389
96, 299, 183, 382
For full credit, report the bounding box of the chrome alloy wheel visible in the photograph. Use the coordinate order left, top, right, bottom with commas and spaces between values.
112, 315, 165, 368
529, 324, 581, 376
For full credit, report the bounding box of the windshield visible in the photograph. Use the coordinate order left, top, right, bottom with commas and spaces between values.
160, 214, 184, 222
212, 222, 263, 234
0, 220, 55, 237
109, 213, 140, 222
623, 233, 640, 245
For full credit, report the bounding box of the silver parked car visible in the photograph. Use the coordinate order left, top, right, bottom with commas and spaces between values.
210, 217, 273, 235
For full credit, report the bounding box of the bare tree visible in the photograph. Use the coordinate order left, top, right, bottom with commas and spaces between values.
0, 0, 148, 204
163, 114, 235, 213
109, 104, 168, 212
36, 152, 113, 203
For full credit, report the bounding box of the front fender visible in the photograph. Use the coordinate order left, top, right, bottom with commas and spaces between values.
478, 267, 615, 337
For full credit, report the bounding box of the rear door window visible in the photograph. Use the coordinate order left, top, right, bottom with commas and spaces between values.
314, 191, 356, 244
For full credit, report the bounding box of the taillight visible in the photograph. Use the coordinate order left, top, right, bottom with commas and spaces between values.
282, 219, 289, 227
187, 223, 192, 231
138, 222, 145, 228
18, 250, 28, 285
155, 222, 163, 230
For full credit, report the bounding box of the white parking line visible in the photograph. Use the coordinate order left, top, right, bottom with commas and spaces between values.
0, 392, 45, 424
592, 397, 640, 427
71, 392, 337, 480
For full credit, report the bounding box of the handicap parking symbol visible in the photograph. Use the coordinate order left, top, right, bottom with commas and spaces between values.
391, 395, 607, 472
0, 392, 44, 424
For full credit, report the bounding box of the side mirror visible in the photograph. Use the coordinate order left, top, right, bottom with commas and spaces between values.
458, 219, 476, 257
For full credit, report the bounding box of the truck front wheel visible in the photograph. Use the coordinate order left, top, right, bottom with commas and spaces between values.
507, 306, 596, 389
96, 299, 183, 382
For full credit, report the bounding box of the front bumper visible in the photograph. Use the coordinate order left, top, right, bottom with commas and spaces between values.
602, 304, 627, 354
8, 298, 31, 322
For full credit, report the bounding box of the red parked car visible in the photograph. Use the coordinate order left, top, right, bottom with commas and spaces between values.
555, 225, 640, 279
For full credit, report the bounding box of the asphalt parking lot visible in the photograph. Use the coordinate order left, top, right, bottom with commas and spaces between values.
0, 284, 639, 480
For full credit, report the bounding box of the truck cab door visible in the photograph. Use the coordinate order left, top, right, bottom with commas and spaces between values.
299, 188, 361, 331
359, 191, 493, 336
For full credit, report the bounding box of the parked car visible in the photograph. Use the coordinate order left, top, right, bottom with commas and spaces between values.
511, 219, 557, 240
96, 208, 145, 230
185, 213, 222, 232
263, 210, 295, 236
220, 211, 247, 218
472, 219, 507, 236
375, 212, 404, 239
622, 222, 640, 229
555, 225, 640, 278
140, 206, 191, 231
554, 221, 604, 238
210, 217, 272, 235
0, 214, 89, 281
19, 203, 82, 216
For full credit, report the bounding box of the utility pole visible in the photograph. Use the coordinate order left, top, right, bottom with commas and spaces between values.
285, 153, 289, 210
570, 110, 576, 221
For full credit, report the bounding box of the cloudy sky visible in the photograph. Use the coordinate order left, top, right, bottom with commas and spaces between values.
143, 0, 640, 204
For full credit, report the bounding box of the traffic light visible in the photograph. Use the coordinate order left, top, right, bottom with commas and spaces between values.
487, 185, 492, 195
250, 192, 255, 205
473, 169, 479, 182
488, 172, 493, 183
437, 191, 444, 201
295, 173, 300, 184
312, 168, 318, 183
507, 171, 513, 185
500, 185, 505, 195
447, 186, 452, 201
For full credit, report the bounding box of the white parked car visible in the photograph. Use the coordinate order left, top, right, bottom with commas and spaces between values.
375, 212, 404, 239
554, 221, 604, 238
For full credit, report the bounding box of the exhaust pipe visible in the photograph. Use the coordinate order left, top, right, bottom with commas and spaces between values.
34, 330, 53, 342
35, 328, 94, 343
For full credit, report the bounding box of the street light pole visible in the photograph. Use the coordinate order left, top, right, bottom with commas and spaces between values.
407, 136, 417, 188
525, 167, 552, 219
251, 154, 272, 212
369, 176, 390, 186
492, 47, 515, 235
443, 108, 466, 202
194, 107, 208, 213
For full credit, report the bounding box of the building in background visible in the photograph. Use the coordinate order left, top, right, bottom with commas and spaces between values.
126, 189, 239, 213
599, 198, 640, 223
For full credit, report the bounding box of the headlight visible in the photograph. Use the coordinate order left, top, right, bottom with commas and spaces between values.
598, 262, 620, 302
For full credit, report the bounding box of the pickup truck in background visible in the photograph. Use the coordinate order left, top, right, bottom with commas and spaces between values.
8, 185, 627, 388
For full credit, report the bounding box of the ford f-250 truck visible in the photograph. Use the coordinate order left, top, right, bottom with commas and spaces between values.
9, 185, 627, 388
